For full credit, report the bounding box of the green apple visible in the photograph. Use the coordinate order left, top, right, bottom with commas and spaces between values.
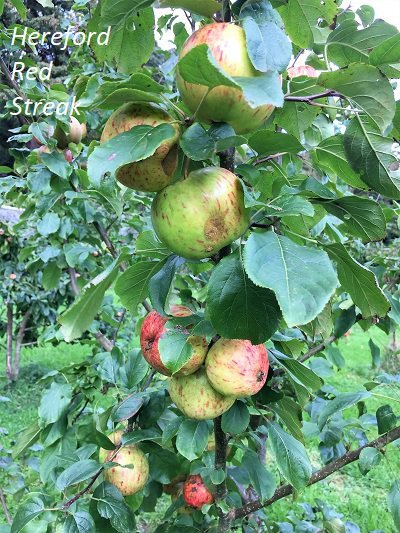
54, 116, 84, 148
100, 103, 181, 192
168, 367, 235, 420
176, 23, 276, 134
151, 167, 250, 260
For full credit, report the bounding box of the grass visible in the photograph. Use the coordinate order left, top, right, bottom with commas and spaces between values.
0, 327, 399, 531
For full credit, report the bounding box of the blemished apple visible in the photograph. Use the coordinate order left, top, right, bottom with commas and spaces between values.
176, 23, 276, 134
99, 430, 149, 496
151, 167, 250, 260
100, 103, 181, 192
54, 116, 84, 148
205, 339, 269, 397
168, 367, 235, 420
183, 474, 214, 508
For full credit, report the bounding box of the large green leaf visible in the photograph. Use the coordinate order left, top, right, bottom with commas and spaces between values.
56, 460, 100, 491
370, 33, 400, 67
94, 482, 136, 532
175, 420, 209, 461
206, 253, 280, 343
178, 44, 284, 108
318, 391, 371, 429
239, 0, 292, 73
37, 213, 60, 237
320, 196, 386, 243
270, 397, 303, 442
88, 124, 176, 189
12, 422, 41, 459
242, 450, 276, 501
64, 511, 95, 533
158, 329, 193, 374
281, 0, 337, 48
271, 351, 323, 392
344, 116, 400, 199
11, 498, 44, 533
268, 422, 312, 490
326, 20, 398, 68
244, 232, 337, 327
313, 135, 366, 189
136, 231, 170, 260
325, 243, 390, 318
59, 254, 125, 342
221, 401, 250, 435
319, 64, 395, 132
114, 260, 164, 313
149, 255, 184, 315
181, 123, 245, 161
248, 131, 304, 157
159, 0, 220, 17
38, 382, 72, 426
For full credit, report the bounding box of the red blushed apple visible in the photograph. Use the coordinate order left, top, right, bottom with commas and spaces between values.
140, 309, 208, 376
205, 339, 269, 397
183, 475, 214, 509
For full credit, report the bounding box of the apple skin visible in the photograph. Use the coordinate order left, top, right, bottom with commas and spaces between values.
168, 367, 235, 420
100, 103, 181, 192
99, 431, 149, 496
176, 23, 275, 134
140, 309, 208, 376
54, 116, 83, 148
183, 475, 214, 509
151, 167, 250, 260
205, 339, 269, 397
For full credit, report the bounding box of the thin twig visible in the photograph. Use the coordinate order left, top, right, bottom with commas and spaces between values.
0, 488, 12, 524
284, 90, 341, 103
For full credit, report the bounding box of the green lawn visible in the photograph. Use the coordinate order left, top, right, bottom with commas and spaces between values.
0, 327, 399, 531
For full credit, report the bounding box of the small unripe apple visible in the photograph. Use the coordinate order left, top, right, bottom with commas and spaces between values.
183, 475, 214, 509
205, 339, 269, 397
151, 167, 250, 260
64, 149, 73, 163
54, 116, 84, 148
100, 431, 149, 496
100, 103, 181, 192
176, 23, 276, 134
140, 309, 207, 376
168, 367, 235, 420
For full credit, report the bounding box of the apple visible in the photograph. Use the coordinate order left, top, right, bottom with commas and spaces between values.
140, 309, 208, 376
168, 367, 235, 420
100, 103, 181, 192
183, 475, 214, 508
99, 430, 123, 463
176, 23, 276, 134
99, 431, 149, 496
205, 339, 269, 397
54, 116, 84, 148
151, 167, 250, 260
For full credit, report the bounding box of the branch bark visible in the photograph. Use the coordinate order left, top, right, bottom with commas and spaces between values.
11, 310, 31, 381
5, 303, 13, 383
229, 425, 400, 521
0, 488, 12, 525
284, 90, 341, 104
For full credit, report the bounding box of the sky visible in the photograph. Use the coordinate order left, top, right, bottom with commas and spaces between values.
348, 0, 400, 28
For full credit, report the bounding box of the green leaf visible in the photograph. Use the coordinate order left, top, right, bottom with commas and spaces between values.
11, 498, 44, 533
320, 196, 386, 243
319, 64, 395, 132
242, 450, 276, 500
158, 329, 193, 374
281, 0, 337, 48
149, 255, 184, 315
370, 33, 400, 67
206, 253, 280, 343
244, 232, 337, 327
181, 123, 245, 161
115, 260, 164, 313
274, 101, 318, 139
271, 351, 323, 392
63, 243, 95, 268
369, 338, 381, 369
388, 481, 400, 531
56, 459, 100, 491
159, 0, 220, 17
376, 405, 397, 435
112, 394, 145, 422
122, 350, 149, 389
178, 44, 284, 108
249, 131, 304, 157
94, 482, 136, 532
88, 124, 176, 189
239, 0, 292, 73
42, 262, 61, 290
41, 151, 72, 180
268, 421, 312, 490
313, 135, 366, 189
263, 195, 314, 218
12, 421, 41, 459
38, 382, 72, 426
59, 254, 125, 342
270, 397, 303, 442
326, 20, 397, 68
37, 213, 60, 237
136, 231, 171, 260
90, 6, 155, 74
325, 243, 390, 318
175, 420, 209, 460
357, 5, 375, 27
64, 511, 95, 533
358, 447, 382, 475
221, 401, 250, 435
344, 116, 400, 199
10, 0, 26, 19
122, 428, 161, 445
318, 391, 371, 430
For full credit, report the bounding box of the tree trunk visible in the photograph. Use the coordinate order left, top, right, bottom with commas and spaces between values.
11, 310, 31, 381
5, 303, 13, 384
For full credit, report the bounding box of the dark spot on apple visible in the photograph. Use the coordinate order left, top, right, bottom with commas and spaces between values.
204, 215, 226, 242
